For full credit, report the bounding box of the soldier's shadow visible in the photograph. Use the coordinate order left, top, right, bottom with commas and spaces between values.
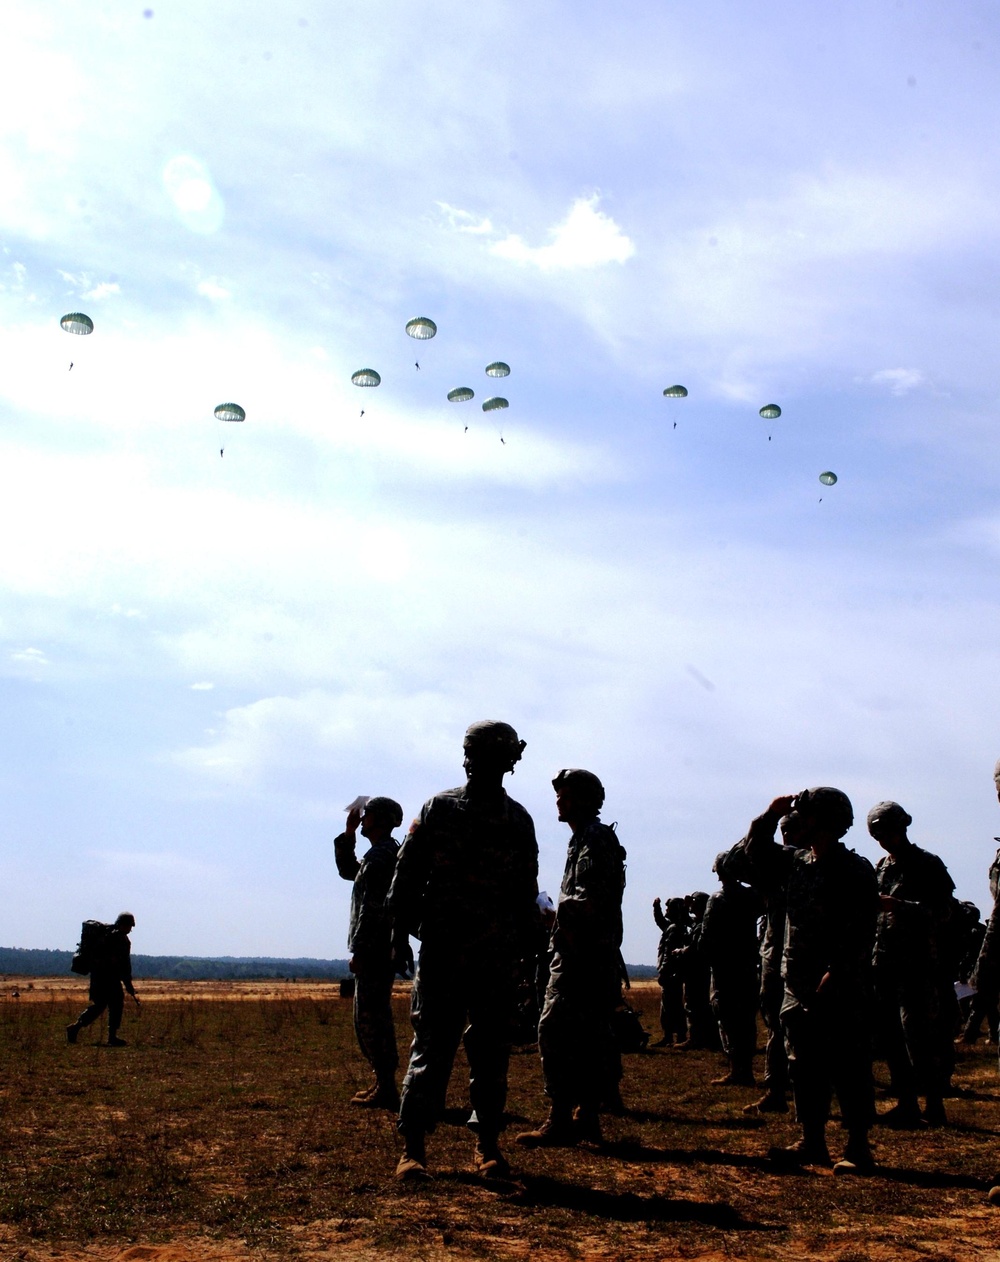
602, 1137, 776, 1173
507, 1173, 778, 1229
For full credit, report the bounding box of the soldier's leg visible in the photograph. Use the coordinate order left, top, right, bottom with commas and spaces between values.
398, 950, 466, 1142
354, 962, 399, 1103
761, 970, 789, 1097
74, 976, 113, 1030
106, 982, 125, 1041
877, 976, 920, 1123
831, 1002, 876, 1172
537, 953, 589, 1108
465, 961, 519, 1142
899, 981, 947, 1122
780, 1001, 833, 1160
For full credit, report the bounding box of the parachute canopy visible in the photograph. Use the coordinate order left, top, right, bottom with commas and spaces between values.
819, 471, 838, 486
214, 402, 245, 423
405, 317, 437, 340
663, 385, 688, 398
485, 362, 510, 378
351, 369, 381, 387
759, 404, 781, 419
60, 312, 94, 336
482, 396, 508, 412
447, 387, 475, 402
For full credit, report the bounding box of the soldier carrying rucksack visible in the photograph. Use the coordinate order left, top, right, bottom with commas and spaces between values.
66, 912, 139, 1047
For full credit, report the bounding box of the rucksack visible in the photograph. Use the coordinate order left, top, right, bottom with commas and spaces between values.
71, 920, 112, 976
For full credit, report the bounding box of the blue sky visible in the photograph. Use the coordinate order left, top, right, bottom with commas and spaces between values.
3, 1, 1000, 963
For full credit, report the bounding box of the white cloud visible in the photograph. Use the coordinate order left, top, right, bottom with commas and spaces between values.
196, 279, 230, 301
870, 368, 925, 396
190, 681, 214, 691
10, 646, 47, 665
491, 196, 635, 270
437, 201, 494, 235
82, 281, 120, 301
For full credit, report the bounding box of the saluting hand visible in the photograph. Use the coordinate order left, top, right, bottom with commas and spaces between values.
346, 806, 362, 835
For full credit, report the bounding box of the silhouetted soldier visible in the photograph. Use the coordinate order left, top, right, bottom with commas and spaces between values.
745, 812, 806, 1114
388, 721, 537, 1181
674, 891, 720, 1050
726, 789, 879, 1174
867, 800, 955, 1128
973, 759, 1000, 1207
702, 853, 763, 1086
517, 769, 626, 1149
335, 795, 405, 1110
66, 913, 139, 1046
651, 897, 689, 1046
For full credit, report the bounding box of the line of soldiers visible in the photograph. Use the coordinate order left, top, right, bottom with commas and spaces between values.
336, 729, 1000, 1201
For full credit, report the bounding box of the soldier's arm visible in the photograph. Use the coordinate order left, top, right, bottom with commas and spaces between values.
334, 824, 362, 882
653, 899, 668, 931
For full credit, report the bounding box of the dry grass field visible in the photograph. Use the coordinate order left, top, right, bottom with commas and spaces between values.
1, 978, 999, 1262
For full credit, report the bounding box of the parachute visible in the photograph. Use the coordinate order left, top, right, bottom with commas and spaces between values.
214, 402, 245, 423
485, 362, 510, 378
482, 396, 508, 412
759, 404, 781, 419
405, 317, 437, 339
662, 385, 688, 398
351, 369, 381, 387
447, 387, 475, 402
60, 313, 94, 336
819, 471, 837, 486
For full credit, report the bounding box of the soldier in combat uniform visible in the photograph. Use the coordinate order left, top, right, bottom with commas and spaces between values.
651, 897, 689, 1046
867, 800, 955, 1128
973, 759, 1000, 1206
725, 789, 879, 1174
388, 721, 538, 1181
702, 852, 763, 1087
334, 796, 405, 1109
517, 769, 626, 1148
66, 913, 139, 1047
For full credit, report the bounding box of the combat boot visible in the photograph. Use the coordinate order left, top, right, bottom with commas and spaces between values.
107, 1036, 128, 1047
395, 1130, 430, 1181
833, 1133, 876, 1176
65, 1022, 80, 1044
744, 1090, 788, 1115
473, 1136, 512, 1180
922, 1096, 947, 1127
515, 1104, 577, 1148
769, 1132, 832, 1168
574, 1105, 604, 1148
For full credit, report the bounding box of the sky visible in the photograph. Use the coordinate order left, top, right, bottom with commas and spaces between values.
3, 1, 1000, 965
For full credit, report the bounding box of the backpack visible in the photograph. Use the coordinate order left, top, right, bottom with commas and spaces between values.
71, 920, 112, 976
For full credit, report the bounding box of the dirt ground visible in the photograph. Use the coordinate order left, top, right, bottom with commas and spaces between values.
2, 979, 1000, 1262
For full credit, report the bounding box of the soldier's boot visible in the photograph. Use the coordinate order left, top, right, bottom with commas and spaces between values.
473, 1135, 512, 1180
515, 1103, 577, 1148
395, 1130, 430, 1181
833, 1132, 876, 1176
769, 1122, 832, 1168
356, 1076, 400, 1111
350, 1082, 380, 1104
66, 1022, 80, 1044
880, 1098, 923, 1129
574, 1105, 604, 1148
107, 1035, 128, 1047
922, 1095, 947, 1127
744, 1089, 788, 1115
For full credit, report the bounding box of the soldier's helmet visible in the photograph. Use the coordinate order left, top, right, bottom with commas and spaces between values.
364, 796, 404, 829
666, 897, 688, 919
791, 787, 854, 838
866, 800, 912, 832
551, 768, 605, 810
463, 720, 526, 767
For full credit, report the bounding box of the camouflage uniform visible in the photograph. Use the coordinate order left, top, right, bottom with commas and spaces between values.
759, 872, 790, 1097
728, 800, 879, 1147
335, 829, 401, 1086
677, 893, 721, 1049
653, 901, 689, 1043
388, 782, 538, 1139
701, 873, 764, 1083
972, 842, 1000, 1060
873, 840, 955, 1107
72, 925, 135, 1040
538, 817, 627, 1110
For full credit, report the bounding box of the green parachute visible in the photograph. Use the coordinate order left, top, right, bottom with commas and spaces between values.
485, 362, 510, 378
662, 385, 688, 398
447, 387, 475, 402
405, 317, 437, 340
351, 369, 381, 387
214, 402, 245, 423
819, 471, 837, 486
759, 404, 781, 419
60, 313, 94, 335
482, 396, 508, 412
